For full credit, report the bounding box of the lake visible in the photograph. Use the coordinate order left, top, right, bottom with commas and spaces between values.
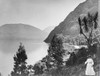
0, 39, 48, 76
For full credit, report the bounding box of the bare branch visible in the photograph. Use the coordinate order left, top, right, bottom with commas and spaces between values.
81, 29, 88, 40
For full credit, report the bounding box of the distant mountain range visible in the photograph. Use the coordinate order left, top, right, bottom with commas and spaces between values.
44, 0, 98, 43
0, 23, 48, 42
0, 23, 48, 53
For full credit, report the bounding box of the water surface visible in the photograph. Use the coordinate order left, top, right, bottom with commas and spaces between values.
0, 39, 48, 76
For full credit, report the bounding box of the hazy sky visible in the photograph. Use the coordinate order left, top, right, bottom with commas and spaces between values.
0, 0, 85, 30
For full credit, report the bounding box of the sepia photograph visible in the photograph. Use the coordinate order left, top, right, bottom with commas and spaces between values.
0, 0, 99, 76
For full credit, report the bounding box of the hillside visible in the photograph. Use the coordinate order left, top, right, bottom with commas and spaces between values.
44, 0, 98, 43
0, 23, 48, 41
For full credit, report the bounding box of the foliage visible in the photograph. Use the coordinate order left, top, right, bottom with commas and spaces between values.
63, 12, 99, 67
27, 65, 34, 76
64, 34, 87, 45
33, 61, 46, 75
48, 34, 65, 67
78, 12, 98, 50
11, 43, 28, 76
41, 55, 55, 71
32, 34, 65, 75
32, 12, 100, 76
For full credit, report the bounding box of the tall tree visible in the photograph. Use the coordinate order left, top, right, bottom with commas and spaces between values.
48, 34, 65, 67
11, 43, 28, 76
78, 12, 98, 53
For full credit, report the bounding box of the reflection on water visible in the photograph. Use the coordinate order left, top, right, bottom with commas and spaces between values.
0, 39, 48, 76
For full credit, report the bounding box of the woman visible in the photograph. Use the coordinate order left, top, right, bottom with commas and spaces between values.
85, 55, 95, 76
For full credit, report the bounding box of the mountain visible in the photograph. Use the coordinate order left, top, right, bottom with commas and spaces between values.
43, 26, 56, 34
0, 23, 47, 42
0, 23, 48, 53
44, 0, 98, 43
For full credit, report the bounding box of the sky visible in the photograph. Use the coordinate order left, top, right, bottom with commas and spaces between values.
0, 0, 85, 30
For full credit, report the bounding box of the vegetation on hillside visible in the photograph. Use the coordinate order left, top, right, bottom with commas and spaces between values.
31, 12, 99, 76
45, 0, 98, 43
9, 12, 100, 76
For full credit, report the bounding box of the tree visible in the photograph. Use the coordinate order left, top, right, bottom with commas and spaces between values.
11, 43, 28, 76
48, 34, 65, 67
27, 65, 34, 76
78, 12, 98, 54
41, 55, 56, 71
33, 61, 45, 75
0, 73, 2, 76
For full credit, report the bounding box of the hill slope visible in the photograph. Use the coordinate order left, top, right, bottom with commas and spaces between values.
45, 0, 98, 43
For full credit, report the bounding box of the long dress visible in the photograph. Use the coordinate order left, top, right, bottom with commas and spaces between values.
85, 58, 95, 75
